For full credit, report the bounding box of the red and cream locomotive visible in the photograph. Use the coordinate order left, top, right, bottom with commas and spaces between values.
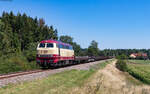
36, 40, 74, 67
36, 39, 112, 68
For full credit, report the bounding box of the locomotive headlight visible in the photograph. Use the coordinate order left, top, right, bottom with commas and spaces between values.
36, 54, 40, 57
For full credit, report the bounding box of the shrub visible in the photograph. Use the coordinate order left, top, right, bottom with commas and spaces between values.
116, 54, 127, 60
116, 54, 128, 72
116, 59, 127, 72
28, 61, 39, 69
24, 50, 36, 62
0, 54, 38, 74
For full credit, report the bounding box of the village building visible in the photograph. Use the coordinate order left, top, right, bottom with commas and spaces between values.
130, 53, 148, 59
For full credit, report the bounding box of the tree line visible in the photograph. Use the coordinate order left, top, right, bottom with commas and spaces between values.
0, 11, 58, 60
0, 11, 150, 61
59, 35, 150, 59
59, 35, 99, 56
0, 11, 100, 61
100, 49, 150, 58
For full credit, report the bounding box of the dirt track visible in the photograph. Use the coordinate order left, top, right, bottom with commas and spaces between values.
71, 60, 150, 94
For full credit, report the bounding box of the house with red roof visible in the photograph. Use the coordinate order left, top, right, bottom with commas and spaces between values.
130, 53, 148, 59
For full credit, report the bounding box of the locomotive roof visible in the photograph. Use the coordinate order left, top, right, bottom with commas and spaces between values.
40, 39, 72, 46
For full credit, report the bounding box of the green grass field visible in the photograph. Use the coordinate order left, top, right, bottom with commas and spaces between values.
0, 60, 113, 94
127, 60, 150, 84
129, 60, 150, 64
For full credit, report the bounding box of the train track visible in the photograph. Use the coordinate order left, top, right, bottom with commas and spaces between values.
0, 69, 48, 80
0, 59, 112, 88
0, 59, 112, 80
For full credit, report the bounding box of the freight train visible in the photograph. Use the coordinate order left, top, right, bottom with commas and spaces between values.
36, 39, 111, 68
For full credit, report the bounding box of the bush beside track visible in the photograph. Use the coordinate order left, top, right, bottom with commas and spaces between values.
116, 55, 128, 72
116, 55, 150, 85
0, 54, 39, 74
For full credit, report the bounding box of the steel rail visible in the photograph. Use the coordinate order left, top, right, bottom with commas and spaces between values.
0, 70, 48, 80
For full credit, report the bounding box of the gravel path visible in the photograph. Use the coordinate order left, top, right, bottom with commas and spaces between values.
0, 60, 108, 88
71, 60, 150, 94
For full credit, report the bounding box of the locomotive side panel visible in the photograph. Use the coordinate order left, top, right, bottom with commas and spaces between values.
59, 44, 74, 61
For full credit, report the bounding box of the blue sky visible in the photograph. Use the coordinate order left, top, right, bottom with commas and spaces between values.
0, 0, 150, 49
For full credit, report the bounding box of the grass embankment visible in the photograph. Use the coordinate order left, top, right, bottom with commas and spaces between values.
0, 59, 113, 94
127, 60, 150, 84
0, 53, 38, 74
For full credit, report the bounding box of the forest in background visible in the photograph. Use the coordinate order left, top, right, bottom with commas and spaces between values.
0, 11, 100, 60
0, 11, 100, 73
0, 11, 150, 73
0, 11, 59, 73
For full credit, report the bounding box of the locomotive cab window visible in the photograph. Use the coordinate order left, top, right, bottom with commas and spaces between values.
47, 43, 54, 48
64, 45, 67, 49
66, 46, 69, 49
39, 43, 45, 48
58, 44, 63, 48
69, 46, 73, 50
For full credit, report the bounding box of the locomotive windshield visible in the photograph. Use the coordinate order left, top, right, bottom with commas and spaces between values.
47, 43, 53, 48
38, 43, 54, 48
39, 43, 45, 48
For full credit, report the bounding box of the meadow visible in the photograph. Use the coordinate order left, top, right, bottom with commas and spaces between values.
127, 60, 150, 84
